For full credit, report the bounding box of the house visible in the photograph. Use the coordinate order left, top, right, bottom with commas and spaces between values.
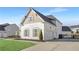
0, 23, 19, 37
20, 8, 62, 41
70, 25, 79, 38
62, 26, 72, 38
70, 25, 79, 34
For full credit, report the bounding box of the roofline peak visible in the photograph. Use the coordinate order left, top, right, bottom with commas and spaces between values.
29, 7, 34, 10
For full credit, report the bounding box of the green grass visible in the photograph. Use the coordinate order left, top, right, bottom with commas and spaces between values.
0, 39, 34, 51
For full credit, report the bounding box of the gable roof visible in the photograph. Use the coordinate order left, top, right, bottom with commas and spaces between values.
0, 23, 9, 31
62, 26, 72, 31
21, 8, 56, 26
21, 8, 32, 25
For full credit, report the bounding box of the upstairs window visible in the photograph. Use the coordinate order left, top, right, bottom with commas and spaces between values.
28, 16, 33, 21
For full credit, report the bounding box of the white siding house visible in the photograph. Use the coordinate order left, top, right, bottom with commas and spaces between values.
20, 8, 62, 41
0, 23, 19, 38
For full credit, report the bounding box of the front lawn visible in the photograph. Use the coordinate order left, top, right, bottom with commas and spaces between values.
0, 39, 34, 51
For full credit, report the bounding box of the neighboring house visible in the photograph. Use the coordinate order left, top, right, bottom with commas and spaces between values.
20, 8, 62, 40
62, 26, 72, 38
70, 25, 79, 38
0, 23, 19, 37
0, 23, 9, 37
70, 25, 79, 34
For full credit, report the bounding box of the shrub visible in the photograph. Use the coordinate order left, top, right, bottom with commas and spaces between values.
39, 30, 43, 41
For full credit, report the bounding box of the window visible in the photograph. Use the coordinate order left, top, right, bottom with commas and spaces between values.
24, 29, 29, 36
28, 16, 33, 21
33, 29, 38, 37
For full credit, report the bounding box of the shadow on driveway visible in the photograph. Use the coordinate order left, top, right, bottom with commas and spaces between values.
44, 39, 79, 42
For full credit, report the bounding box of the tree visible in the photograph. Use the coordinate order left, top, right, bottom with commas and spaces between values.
39, 30, 43, 41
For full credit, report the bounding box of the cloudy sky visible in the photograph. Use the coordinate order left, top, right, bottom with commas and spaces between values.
0, 7, 79, 26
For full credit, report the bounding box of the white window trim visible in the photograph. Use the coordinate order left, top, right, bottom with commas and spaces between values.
24, 29, 29, 37
32, 28, 40, 37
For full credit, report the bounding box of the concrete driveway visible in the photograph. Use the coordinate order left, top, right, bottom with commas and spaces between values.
22, 40, 79, 51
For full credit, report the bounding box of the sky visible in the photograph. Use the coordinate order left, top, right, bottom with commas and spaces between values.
0, 7, 79, 26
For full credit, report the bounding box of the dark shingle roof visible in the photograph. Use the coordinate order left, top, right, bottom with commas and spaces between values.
32, 9, 56, 26
0, 23, 9, 31
21, 8, 56, 26
62, 26, 72, 31
47, 15, 56, 20
47, 15, 62, 24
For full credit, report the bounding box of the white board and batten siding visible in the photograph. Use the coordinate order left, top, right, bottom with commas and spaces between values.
44, 22, 56, 40
20, 22, 44, 40
55, 20, 62, 38
20, 21, 62, 40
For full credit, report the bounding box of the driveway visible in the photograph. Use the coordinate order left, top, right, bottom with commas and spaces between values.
22, 40, 79, 51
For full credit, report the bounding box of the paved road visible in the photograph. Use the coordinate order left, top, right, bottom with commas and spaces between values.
22, 41, 79, 51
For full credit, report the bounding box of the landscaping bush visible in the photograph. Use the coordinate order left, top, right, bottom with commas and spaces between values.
39, 30, 43, 41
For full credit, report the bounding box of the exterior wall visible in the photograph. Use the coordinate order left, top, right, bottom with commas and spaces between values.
44, 22, 56, 40
20, 22, 58, 40
21, 18, 62, 40
0, 31, 7, 37
20, 22, 44, 40
55, 20, 62, 38
5, 24, 19, 37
